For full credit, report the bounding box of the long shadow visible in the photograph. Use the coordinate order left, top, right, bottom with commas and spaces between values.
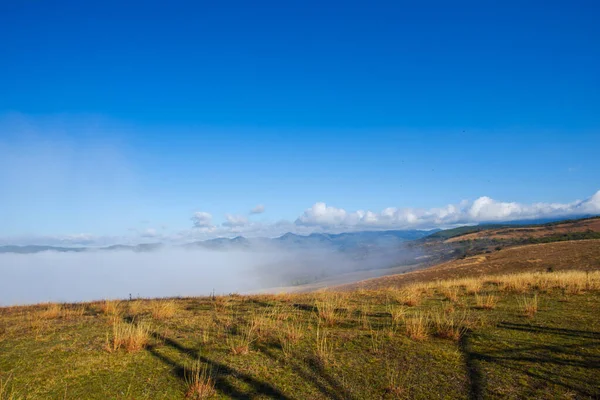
256, 342, 355, 400
292, 303, 317, 312
459, 322, 600, 399
498, 321, 600, 339
459, 331, 485, 400
146, 331, 292, 400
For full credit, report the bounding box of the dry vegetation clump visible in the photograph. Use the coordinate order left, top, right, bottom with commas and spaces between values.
474, 294, 498, 310
277, 321, 303, 358
387, 304, 408, 328
430, 308, 469, 341
462, 278, 483, 295
404, 312, 429, 341
391, 287, 422, 307
314, 293, 346, 326
63, 304, 86, 319
518, 294, 538, 318
314, 325, 333, 364
127, 300, 144, 316
439, 285, 460, 302
40, 303, 62, 319
185, 361, 216, 399
100, 300, 121, 316
227, 318, 258, 355
107, 320, 150, 352
151, 299, 176, 320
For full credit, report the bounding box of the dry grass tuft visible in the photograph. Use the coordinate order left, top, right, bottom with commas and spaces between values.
151, 300, 176, 320
315, 293, 345, 326
315, 325, 333, 364
474, 294, 498, 310
277, 321, 303, 358
100, 300, 121, 316
387, 304, 408, 328
440, 285, 460, 302
404, 312, 428, 341
185, 361, 216, 399
108, 320, 150, 352
518, 294, 538, 318
227, 319, 258, 355
391, 287, 422, 307
40, 303, 62, 319
430, 308, 469, 341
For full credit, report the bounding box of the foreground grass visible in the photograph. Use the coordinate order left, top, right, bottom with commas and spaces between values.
1, 271, 599, 399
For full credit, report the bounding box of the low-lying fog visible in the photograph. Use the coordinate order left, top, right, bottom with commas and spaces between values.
0, 246, 416, 306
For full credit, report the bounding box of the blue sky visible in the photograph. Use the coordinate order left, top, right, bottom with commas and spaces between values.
0, 1, 599, 245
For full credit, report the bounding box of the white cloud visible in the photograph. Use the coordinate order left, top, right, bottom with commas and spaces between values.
191, 212, 213, 228
223, 214, 248, 228
140, 228, 158, 238
250, 204, 265, 214
4, 191, 600, 246
295, 190, 600, 230
295, 202, 348, 227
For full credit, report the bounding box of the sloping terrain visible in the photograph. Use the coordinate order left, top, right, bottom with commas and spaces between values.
445, 217, 600, 243
336, 239, 600, 291
1, 271, 599, 399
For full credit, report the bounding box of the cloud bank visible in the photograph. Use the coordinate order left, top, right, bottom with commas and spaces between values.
2, 191, 599, 246
294, 191, 600, 231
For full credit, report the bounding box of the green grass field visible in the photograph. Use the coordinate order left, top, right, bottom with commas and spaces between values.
1, 271, 599, 399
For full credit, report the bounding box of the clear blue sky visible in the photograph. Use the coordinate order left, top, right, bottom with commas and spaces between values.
0, 1, 599, 244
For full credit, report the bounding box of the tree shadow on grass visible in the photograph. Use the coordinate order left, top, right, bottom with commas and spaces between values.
256, 342, 356, 400
459, 323, 600, 400
144, 329, 292, 399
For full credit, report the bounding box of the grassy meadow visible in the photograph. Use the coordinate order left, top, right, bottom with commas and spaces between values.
1, 270, 600, 399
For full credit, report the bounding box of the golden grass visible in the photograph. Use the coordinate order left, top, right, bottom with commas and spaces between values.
107, 320, 150, 352
336, 241, 600, 292
227, 319, 258, 355
387, 304, 407, 328
151, 300, 176, 320
389, 287, 422, 307
0, 374, 17, 400
474, 294, 498, 310
404, 312, 428, 341
185, 361, 216, 399
40, 303, 62, 319
100, 300, 121, 316
315, 325, 333, 364
127, 300, 144, 316
430, 308, 469, 341
518, 294, 538, 318
440, 285, 460, 302
277, 321, 303, 358
314, 293, 345, 326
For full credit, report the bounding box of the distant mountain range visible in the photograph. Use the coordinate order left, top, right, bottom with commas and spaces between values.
3, 215, 597, 255
0, 229, 438, 254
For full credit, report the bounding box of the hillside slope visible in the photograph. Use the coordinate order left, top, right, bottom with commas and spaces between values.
445, 217, 600, 243
336, 239, 600, 291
